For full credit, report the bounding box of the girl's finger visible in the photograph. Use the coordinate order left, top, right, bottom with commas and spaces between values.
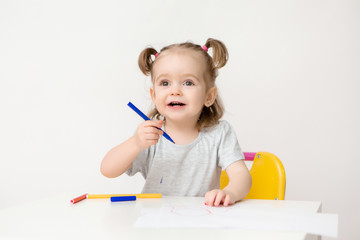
214, 192, 225, 206
144, 120, 163, 129
145, 128, 163, 135
146, 139, 158, 145
223, 194, 232, 206
145, 133, 160, 140
205, 191, 217, 206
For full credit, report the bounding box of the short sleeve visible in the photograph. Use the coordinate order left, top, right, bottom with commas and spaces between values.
126, 146, 154, 179
217, 121, 244, 170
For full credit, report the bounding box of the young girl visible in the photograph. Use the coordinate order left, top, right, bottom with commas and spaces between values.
101, 38, 252, 207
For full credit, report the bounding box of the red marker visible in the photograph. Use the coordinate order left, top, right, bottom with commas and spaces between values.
70, 194, 87, 204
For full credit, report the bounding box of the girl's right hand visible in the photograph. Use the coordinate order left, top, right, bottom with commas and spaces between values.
134, 120, 164, 150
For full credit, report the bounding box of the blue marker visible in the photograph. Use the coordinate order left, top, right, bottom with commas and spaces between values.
127, 102, 175, 144
110, 196, 136, 202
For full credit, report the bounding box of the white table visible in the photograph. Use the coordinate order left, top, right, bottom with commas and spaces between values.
0, 194, 322, 240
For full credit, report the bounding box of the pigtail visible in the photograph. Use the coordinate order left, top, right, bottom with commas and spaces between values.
138, 47, 158, 76
204, 38, 229, 69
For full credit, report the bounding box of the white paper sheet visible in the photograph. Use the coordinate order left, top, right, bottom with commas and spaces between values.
134, 203, 338, 238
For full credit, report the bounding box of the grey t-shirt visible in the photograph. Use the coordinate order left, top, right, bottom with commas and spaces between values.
126, 120, 244, 197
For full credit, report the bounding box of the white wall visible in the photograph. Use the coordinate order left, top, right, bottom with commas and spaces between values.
0, 0, 359, 239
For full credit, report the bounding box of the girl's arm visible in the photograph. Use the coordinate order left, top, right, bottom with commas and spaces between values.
100, 120, 163, 178
205, 160, 252, 206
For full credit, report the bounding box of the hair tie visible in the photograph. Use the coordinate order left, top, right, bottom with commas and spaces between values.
202, 45, 208, 52
155, 53, 159, 58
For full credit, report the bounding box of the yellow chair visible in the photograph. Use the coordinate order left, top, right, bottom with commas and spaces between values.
220, 152, 286, 200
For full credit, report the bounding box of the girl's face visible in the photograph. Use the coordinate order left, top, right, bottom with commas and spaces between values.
150, 49, 217, 126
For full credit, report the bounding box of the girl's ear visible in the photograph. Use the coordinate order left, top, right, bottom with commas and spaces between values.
205, 87, 217, 107
150, 87, 156, 103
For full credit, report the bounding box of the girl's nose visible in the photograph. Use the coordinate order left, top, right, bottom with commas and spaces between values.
170, 84, 182, 96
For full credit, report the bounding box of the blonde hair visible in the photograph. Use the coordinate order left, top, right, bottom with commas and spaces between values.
138, 38, 229, 130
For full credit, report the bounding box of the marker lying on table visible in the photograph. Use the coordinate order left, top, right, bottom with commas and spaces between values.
127, 102, 175, 144
111, 196, 136, 202
70, 193, 87, 204
87, 193, 162, 199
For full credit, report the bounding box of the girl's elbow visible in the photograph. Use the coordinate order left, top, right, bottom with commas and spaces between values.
100, 163, 127, 178
100, 164, 116, 178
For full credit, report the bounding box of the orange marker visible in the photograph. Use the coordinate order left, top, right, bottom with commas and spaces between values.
70, 194, 87, 204
87, 193, 161, 199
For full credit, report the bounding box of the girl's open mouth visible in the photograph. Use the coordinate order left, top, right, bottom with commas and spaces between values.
168, 101, 186, 108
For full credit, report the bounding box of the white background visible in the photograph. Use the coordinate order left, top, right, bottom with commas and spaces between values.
0, 1, 359, 239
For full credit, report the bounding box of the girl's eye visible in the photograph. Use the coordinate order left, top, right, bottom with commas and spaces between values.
184, 80, 194, 86
160, 81, 169, 86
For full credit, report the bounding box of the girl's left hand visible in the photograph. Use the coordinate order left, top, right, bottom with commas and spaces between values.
204, 189, 236, 207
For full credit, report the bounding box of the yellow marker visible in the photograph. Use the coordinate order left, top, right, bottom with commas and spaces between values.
87, 193, 161, 199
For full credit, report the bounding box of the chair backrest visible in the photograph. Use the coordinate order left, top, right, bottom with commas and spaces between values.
220, 152, 286, 200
